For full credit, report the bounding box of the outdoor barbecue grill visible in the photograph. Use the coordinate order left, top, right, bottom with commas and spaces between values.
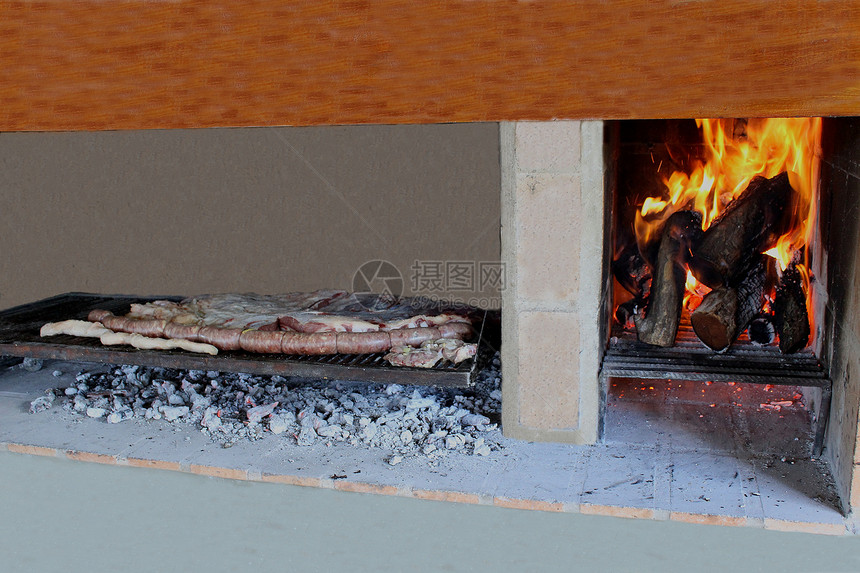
0, 293, 492, 387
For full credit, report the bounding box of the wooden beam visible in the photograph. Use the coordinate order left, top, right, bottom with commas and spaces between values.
1, 1, 858, 131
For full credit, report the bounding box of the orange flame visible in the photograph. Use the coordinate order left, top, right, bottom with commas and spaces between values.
682, 269, 711, 312
636, 118, 821, 314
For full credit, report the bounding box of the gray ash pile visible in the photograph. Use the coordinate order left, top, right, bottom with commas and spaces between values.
34, 352, 503, 463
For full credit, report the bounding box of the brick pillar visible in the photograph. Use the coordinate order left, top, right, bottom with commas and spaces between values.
500, 121, 606, 443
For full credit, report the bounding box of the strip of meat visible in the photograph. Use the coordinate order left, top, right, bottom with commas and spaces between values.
437, 338, 478, 363
129, 318, 168, 338
163, 322, 202, 342
239, 329, 285, 353
128, 300, 190, 321
98, 314, 132, 332
86, 310, 206, 344
278, 311, 472, 333
384, 346, 443, 368
382, 313, 472, 330
336, 331, 391, 354
87, 309, 112, 322
278, 314, 381, 333
40, 319, 217, 355
99, 331, 218, 355
438, 322, 474, 339
388, 326, 442, 347
185, 291, 351, 329
306, 290, 351, 310
93, 313, 168, 338
383, 338, 478, 368
41, 319, 112, 338
281, 331, 337, 355
197, 326, 242, 351
249, 328, 465, 355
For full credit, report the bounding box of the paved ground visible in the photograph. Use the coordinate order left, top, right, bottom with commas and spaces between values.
4, 451, 860, 573
0, 360, 847, 534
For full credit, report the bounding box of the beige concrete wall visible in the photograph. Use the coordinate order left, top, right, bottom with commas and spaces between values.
500, 121, 606, 444
0, 125, 500, 310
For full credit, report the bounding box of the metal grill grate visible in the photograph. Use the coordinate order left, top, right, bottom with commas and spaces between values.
0, 293, 487, 387
602, 319, 827, 385
601, 316, 831, 455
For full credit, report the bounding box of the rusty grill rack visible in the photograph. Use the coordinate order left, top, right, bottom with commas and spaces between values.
601, 317, 831, 455
0, 293, 489, 387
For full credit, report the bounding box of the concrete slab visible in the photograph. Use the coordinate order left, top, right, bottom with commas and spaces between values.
0, 360, 847, 534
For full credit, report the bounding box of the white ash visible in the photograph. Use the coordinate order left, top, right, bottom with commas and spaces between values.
28, 391, 55, 414
39, 352, 503, 462
86, 407, 106, 418
21, 357, 44, 372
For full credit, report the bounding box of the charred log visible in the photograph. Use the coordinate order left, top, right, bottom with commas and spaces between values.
635, 210, 702, 347
773, 263, 810, 354
690, 172, 794, 288
691, 259, 766, 351
747, 313, 776, 346
611, 243, 651, 298
614, 298, 642, 330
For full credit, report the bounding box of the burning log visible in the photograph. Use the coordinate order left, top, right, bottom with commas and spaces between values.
691, 259, 765, 351
689, 172, 794, 288
635, 210, 702, 347
773, 263, 810, 353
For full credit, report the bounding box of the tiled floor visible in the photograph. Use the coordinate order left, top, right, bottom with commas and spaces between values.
0, 360, 848, 535
604, 378, 841, 525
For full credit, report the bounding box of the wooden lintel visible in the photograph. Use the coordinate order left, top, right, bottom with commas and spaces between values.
1, 1, 858, 131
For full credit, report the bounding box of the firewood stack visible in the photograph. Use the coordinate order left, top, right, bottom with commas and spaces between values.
615, 171, 811, 353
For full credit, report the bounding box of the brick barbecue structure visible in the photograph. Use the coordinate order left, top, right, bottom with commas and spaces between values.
2, 0, 860, 520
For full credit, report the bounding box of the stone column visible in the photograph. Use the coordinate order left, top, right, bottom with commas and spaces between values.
500, 121, 606, 443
